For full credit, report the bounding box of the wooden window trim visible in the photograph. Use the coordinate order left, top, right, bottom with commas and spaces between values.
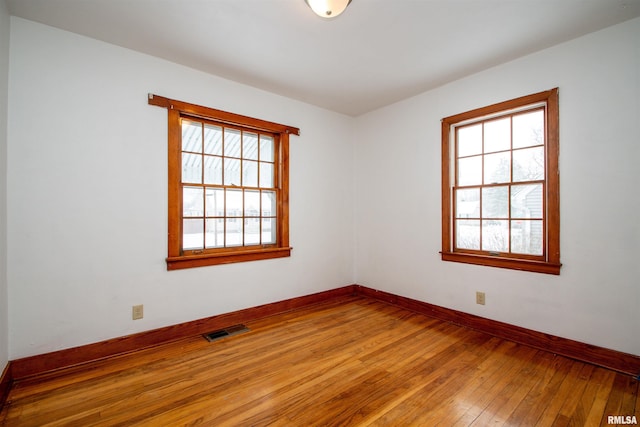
148, 94, 299, 270
441, 88, 561, 275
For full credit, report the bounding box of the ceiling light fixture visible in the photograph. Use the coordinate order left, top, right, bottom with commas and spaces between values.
305, 0, 352, 19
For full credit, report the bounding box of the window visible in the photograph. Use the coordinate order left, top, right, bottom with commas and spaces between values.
149, 94, 299, 270
441, 88, 560, 274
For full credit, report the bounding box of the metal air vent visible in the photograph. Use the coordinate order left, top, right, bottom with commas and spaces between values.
203, 324, 250, 342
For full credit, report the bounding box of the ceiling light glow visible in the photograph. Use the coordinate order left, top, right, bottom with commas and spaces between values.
305, 0, 352, 19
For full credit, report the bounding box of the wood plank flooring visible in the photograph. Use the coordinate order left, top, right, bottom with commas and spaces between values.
1, 296, 638, 426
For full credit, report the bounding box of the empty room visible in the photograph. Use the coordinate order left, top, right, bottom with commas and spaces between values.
0, 0, 639, 425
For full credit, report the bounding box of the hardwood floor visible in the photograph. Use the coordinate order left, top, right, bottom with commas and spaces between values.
1, 296, 638, 426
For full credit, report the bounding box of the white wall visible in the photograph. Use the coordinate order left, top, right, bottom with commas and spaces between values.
355, 17, 640, 356
0, 0, 9, 371
7, 17, 355, 359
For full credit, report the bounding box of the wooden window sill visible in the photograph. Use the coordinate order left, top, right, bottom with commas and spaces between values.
440, 251, 561, 275
167, 247, 292, 270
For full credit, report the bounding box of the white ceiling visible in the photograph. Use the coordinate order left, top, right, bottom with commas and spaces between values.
7, 0, 640, 116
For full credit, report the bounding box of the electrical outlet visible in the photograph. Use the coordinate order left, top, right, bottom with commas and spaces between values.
132, 304, 144, 320
476, 292, 486, 305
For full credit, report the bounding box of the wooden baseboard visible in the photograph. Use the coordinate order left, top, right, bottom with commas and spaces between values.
10, 285, 358, 380
8, 283, 640, 382
355, 285, 640, 377
0, 362, 12, 410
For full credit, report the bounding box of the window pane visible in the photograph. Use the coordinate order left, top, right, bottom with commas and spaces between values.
183, 219, 204, 250
262, 217, 277, 244
245, 190, 260, 217
243, 132, 259, 160
226, 189, 242, 217
225, 218, 243, 246
204, 124, 222, 155
244, 218, 261, 245
183, 187, 203, 217
260, 162, 274, 188
482, 186, 509, 218
182, 153, 202, 184
262, 191, 276, 217
511, 219, 543, 255
243, 160, 258, 188
260, 135, 274, 162
456, 219, 480, 250
224, 158, 241, 186
205, 188, 224, 217
513, 146, 544, 182
457, 124, 482, 157
182, 120, 202, 153
511, 184, 543, 219
203, 155, 222, 185
513, 110, 544, 149
530, 220, 544, 255
455, 188, 479, 219
205, 218, 224, 248
224, 128, 241, 158
482, 220, 509, 252
457, 156, 482, 186
484, 151, 510, 184
484, 117, 510, 153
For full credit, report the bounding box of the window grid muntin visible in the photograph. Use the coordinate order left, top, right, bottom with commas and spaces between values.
453, 106, 546, 259
180, 115, 279, 253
